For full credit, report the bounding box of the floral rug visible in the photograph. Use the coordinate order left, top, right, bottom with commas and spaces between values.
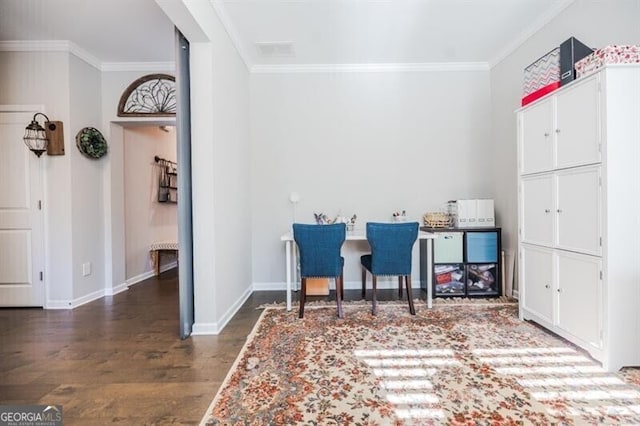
202, 303, 640, 425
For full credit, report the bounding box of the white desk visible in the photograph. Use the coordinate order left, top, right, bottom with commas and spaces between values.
281, 230, 437, 311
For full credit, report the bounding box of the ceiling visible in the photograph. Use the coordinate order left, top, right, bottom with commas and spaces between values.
0, 0, 574, 69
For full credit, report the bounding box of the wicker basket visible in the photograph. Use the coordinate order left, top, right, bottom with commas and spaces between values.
423, 212, 452, 228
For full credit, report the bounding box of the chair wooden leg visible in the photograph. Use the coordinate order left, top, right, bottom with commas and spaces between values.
340, 271, 344, 301
361, 267, 367, 299
398, 276, 403, 298
372, 275, 378, 316
299, 278, 307, 318
336, 275, 344, 319
406, 276, 415, 315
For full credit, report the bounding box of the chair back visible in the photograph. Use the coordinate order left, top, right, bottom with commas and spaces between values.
293, 223, 346, 278
366, 222, 419, 275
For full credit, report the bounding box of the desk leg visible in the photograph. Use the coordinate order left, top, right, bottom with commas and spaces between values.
285, 241, 292, 311
427, 239, 433, 309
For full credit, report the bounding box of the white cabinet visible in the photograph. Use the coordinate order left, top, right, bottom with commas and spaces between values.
520, 245, 553, 325
517, 65, 640, 372
519, 75, 600, 175
520, 166, 601, 255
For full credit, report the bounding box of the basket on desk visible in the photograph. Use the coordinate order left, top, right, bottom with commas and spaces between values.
423, 212, 452, 228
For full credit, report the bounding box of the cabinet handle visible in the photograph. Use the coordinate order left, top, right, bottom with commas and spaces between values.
545, 284, 550, 289
544, 209, 551, 213
557, 288, 562, 293
555, 129, 561, 133
544, 132, 550, 137
556, 209, 563, 213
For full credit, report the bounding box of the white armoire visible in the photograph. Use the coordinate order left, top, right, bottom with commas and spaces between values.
517, 64, 640, 372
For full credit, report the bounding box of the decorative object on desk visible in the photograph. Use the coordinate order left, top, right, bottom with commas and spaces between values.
314, 213, 357, 227
423, 211, 452, 228
391, 210, 407, 222
75, 127, 108, 159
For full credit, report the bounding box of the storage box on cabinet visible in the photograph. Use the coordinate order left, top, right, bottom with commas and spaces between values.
433, 233, 463, 263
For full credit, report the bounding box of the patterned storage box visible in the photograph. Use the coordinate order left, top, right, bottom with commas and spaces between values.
575, 45, 640, 78
522, 47, 561, 106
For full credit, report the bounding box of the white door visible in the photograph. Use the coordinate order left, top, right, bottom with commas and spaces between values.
520, 244, 554, 324
556, 166, 601, 255
555, 75, 601, 169
520, 174, 554, 247
519, 97, 554, 174
556, 251, 601, 349
0, 111, 45, 306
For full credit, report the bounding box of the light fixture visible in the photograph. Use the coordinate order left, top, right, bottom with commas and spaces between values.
23, 113, 56, 157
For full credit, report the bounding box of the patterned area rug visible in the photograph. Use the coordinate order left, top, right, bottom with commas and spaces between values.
202, 303, 640, 425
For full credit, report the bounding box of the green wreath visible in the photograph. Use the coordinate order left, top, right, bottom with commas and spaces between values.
76, 127, 108, 159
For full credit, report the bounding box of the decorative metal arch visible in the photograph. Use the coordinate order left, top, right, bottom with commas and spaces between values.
117, 73, 176, 117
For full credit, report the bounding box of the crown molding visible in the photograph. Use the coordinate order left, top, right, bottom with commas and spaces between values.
489, 0, 576, 68
210, 0, 252, 71
0, 40, 175, 73
0, 40, 102, 70
251, 62, 489, 74
101, 62, 175, 72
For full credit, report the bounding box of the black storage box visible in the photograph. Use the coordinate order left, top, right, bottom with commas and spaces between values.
560, 37, 595, 86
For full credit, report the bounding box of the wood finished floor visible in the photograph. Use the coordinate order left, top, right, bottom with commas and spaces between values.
0, 269, 422, 425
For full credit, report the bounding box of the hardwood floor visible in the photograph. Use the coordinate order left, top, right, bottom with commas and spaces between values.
0, 269, 418, 424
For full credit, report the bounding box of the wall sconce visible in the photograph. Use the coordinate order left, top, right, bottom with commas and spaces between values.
23, 113, 65, 157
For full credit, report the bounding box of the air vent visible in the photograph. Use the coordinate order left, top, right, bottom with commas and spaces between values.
255, 42, 295, 57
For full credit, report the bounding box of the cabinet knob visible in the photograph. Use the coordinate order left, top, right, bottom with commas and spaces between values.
555, 129, 561, 133
544, 132, 550, 137
557, 288, 562, 293
544, 209, 551, 213
557, 209, 563, 213
545, 284, 550, 289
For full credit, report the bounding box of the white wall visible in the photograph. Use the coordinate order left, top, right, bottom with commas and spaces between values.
124, 126, 177, 280
69, 54, 105, 302
0, 51, 74, 305
490, 0, 640, 290
251, 70, 493, 286
158, 0, 252, 333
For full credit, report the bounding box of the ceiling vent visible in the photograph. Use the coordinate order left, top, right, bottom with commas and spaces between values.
255, 42, 295, 57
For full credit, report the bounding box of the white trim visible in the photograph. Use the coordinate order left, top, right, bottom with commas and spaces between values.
489, 0, 576, 67
0, 104, 43, 113
252, 62, 489, 74
192, 285, 253, 335
0, 40, 175, 73
210, 0, 252, 71
46, 299, 74, 309
101, 62, 176, 72
126, 261, 179, 287
46, 288, 104, 309
253, 280, 422, 291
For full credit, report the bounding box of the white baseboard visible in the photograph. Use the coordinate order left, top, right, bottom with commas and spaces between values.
512, 289, 519, 299
126, 261, 178, 287
253, 279, 422, 292
47, 288, 106, 309
192, 285, 253, 335
105, 282, 129, 296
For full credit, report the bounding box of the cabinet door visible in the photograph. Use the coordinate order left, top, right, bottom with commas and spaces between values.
520, 174, 554, 247
556, 167, 601, 255
556, 251, 601, 349
520, 245, 554, 324
556, 76, 600, 168
520, 98, 554, 174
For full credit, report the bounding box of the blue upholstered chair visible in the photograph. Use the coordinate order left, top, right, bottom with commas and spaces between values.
293, 223, 346, 319
361, 222, 419, 315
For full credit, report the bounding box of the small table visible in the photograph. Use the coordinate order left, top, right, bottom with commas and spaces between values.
150, 242, 178, 276
281, 230, 437, 311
